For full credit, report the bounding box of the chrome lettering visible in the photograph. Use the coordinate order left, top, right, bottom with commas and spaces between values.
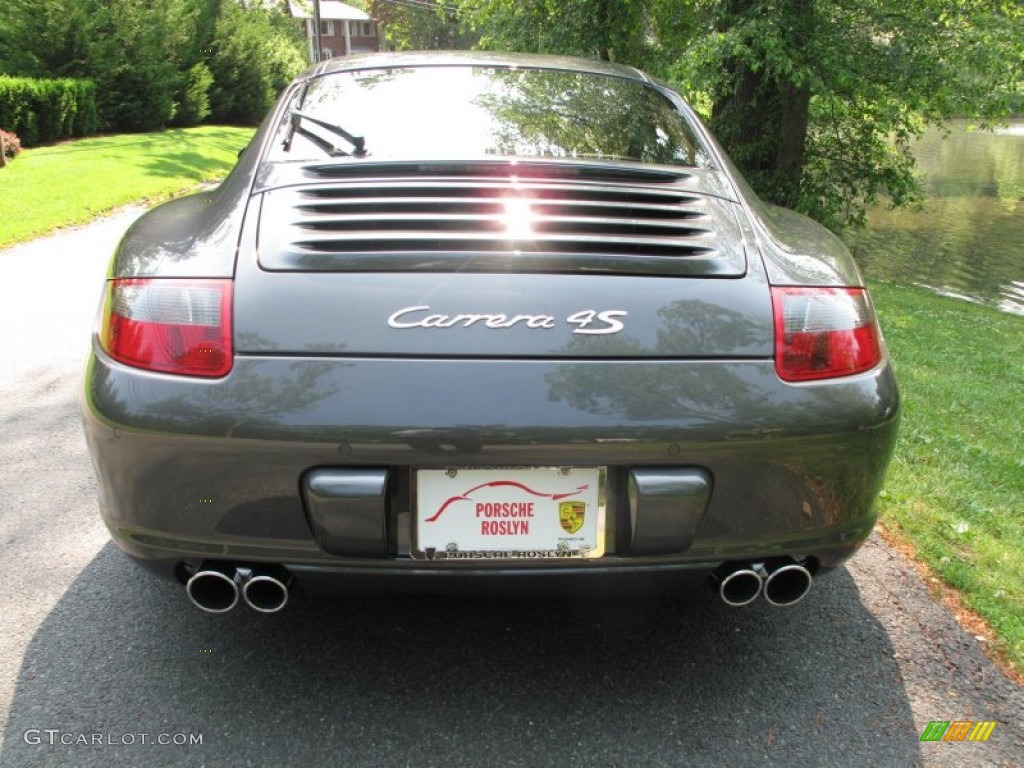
387, 305, 432, 328
527, 315, 557, 329
421, 314, 453, 328
388, 305, 625, 333
450, 314, 488, 327
567, 309, 629, 335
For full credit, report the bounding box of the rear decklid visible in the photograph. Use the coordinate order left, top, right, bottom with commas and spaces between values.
234, 160, 772, 359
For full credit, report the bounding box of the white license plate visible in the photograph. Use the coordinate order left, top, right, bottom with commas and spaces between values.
414, 467, 604, 560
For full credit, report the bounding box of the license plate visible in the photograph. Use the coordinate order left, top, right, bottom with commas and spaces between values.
414, 467, 604, 560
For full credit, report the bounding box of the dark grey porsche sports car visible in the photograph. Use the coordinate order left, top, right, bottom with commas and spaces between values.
82, 52, 899, 614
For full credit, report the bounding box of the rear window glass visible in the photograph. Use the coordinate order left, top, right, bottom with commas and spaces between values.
274, 66, 713, 168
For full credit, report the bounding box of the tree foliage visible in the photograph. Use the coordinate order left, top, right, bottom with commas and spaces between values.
684, 0, 1024, 228
457, 0, 696, 69
208, 1, 308, 125
0, 0, 308, 133
453, 0, 1024, 230
368, 1, 476, 50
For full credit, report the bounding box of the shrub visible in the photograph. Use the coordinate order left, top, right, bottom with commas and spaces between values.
0, 76, 100, 146
0, 128, 22, 162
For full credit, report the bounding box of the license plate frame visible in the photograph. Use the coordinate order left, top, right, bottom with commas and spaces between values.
413, 467, 605, 561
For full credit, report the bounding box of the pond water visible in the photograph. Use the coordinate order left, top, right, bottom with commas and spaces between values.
844, 120, 1024, 315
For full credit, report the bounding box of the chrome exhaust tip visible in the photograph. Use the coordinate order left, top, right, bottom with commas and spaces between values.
186, 566, 241, 613
717, 567, 763, 607
241, 568, 291, 613
763, 563, 813, 607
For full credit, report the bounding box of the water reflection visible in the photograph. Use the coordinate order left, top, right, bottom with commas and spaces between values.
845, 120, 1024, 315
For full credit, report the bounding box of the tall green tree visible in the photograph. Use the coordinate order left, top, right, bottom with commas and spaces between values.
1, 0, 206, 130
457, 0, 695, 67
88, 0, 195, 130
685, 0, 1024, 228
368, 0, 476, 50
0, 0, 94, 77
208, 0, 307, 125
456, 0, 1024, 230
0, 0, 306, 133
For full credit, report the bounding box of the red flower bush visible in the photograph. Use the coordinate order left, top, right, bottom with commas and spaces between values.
0, 128, 21, 162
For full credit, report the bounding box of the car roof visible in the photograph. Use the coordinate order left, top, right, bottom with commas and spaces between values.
308, 50, 653, 83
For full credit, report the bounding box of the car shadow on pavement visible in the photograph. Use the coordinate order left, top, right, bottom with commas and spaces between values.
2, 545, 922, 768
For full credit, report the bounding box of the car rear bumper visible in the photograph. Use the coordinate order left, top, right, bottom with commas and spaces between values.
82, 352, 899, 587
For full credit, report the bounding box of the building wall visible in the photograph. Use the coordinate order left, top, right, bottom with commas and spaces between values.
304, 18, 379, 59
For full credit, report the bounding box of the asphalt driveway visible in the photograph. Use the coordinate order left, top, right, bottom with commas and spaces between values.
0, 208, 1020, 767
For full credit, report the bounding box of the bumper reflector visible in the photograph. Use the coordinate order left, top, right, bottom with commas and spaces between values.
628, 468, 712, 555
302, 468, 389, 557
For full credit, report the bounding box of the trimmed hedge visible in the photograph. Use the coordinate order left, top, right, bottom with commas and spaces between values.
0, 77, 101, 146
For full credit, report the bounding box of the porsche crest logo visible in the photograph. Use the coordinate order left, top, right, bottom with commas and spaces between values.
559, 500, 586, 534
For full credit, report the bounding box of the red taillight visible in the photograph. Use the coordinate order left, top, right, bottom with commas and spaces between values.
100, 278, 233, 377
772, 287, 882, 382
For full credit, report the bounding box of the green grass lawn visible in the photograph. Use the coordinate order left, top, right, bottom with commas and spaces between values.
0, 126, 255, 248
870, 282, 1024, 673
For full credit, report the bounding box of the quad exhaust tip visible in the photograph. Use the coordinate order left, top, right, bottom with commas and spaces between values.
186, 563, 291, 613
763, 563, 813, 607
242, 569, 291, 614
186, 567, 241, 613
714, 560, 813, 607
718, 568, 763, 607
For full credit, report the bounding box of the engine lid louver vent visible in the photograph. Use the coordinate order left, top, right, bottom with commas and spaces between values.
300, 160, 691, 185
257, 166, 747, 277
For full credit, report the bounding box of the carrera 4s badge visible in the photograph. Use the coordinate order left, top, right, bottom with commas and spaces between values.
387, 306, 628, 335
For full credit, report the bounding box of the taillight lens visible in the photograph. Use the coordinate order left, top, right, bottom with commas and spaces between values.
100, 278, 233, 377
772, 287, 882, 382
